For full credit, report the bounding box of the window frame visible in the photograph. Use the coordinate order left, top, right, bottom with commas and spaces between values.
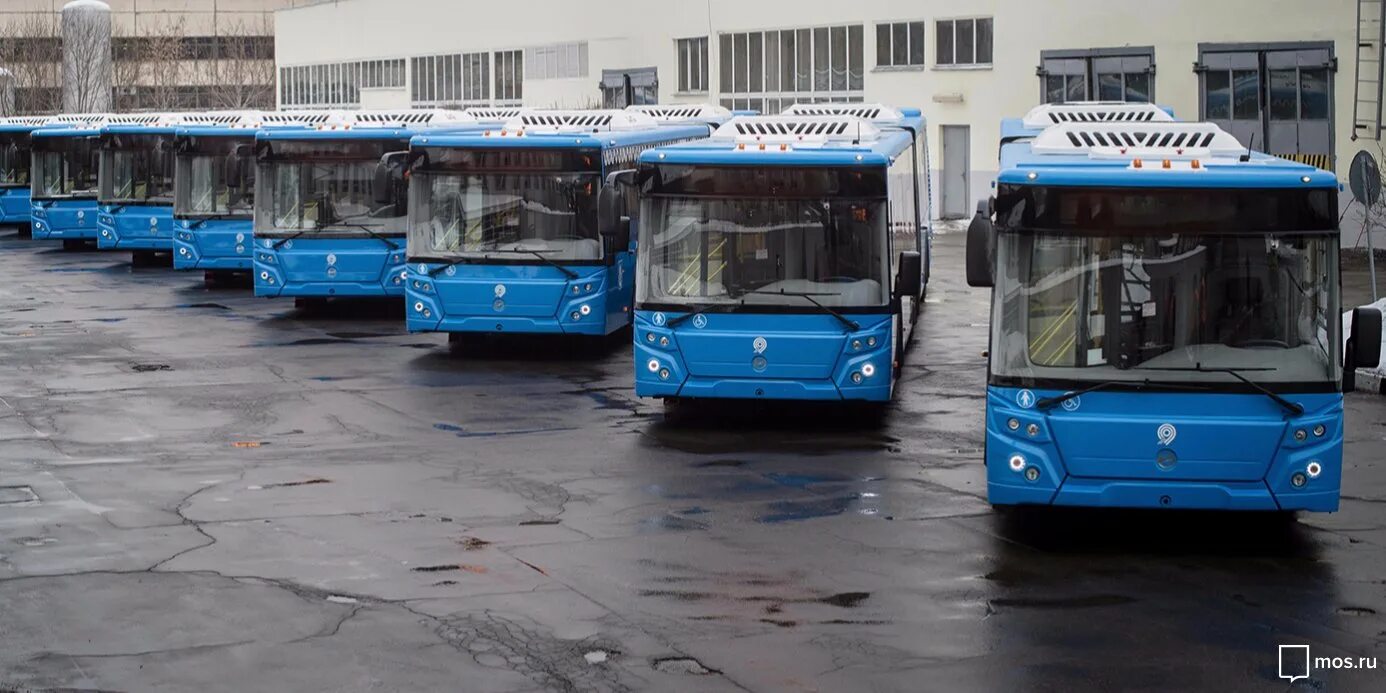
1038, 47, 1157, 104
934, 16, 994, 70
874, 20, 926, 70
676, 36, 710, 94
717, 23, 866, 114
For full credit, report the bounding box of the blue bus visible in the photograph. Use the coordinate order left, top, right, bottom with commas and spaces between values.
965, 101, 1383, 512
172, 111, 325, 283
630, 104, 930, 404
252, 109, 514, 307
0, 116, 49, 232
29, 114, 110, 250
403, 105, 730, 342
96, 113, 190, 265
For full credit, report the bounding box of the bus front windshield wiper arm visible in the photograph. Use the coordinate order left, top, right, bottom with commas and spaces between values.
187, 213, 235, 229
665, 301, 744, 328
1036, 378, 1212, 411
331, 223, 401, 250
743, 289, 860, 332
426, 257, 468, 277
483, 247, 578, 279
271, 229, 306, 249
1137, 364, 1303, 416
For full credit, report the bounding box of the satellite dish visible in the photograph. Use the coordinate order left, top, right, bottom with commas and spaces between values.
1350, 150, 1381, 207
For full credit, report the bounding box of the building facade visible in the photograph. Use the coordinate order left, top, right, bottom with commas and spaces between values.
276, 0, 1359, 221
0, 0, 295, 114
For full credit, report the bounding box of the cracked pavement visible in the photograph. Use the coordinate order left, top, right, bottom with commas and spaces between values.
1, 228, 1384, 692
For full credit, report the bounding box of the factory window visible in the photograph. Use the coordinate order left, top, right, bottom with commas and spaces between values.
1039, 48, 1154, 103
936, 17, 992, 68
524, 42, 587, 80
876, 21, 924, 68
279, 59, 404, 107
677, 37, 709, 93
718, 24, 863, 114
411, 52, 490, 107
494, 49, 524, 105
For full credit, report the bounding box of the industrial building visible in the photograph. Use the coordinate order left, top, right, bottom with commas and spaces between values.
274, 0, 1367, 221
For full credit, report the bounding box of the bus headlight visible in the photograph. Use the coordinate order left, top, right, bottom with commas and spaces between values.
1008, 454, 1026, 472
414, 302, 424, 313
851, 339, 862, 351
1291, 472, 1308, 488
259, 271, 269, 280
867, 336, 877, 347
1024, 467, 1041, 482
659, 368, 670, 380
579, 304, 591, 316
645, 332, 655, 343
658, 336, 669, 347
860, 362, 876, 378
1312, 424, 1326, 437
1306, 461, 1323, 478
647, 358, 660, 373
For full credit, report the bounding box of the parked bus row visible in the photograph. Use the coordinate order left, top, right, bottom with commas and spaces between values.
0, 100, 1377, 515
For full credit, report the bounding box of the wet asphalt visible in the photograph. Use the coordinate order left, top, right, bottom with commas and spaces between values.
0, 227, 1384, 693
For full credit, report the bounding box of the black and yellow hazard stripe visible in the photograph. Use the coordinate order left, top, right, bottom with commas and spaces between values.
1274, 153, 1335, 173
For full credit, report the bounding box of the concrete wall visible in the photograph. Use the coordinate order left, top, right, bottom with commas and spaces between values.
274, 0, 1362, 225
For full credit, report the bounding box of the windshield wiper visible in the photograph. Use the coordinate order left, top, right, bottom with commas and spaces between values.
743, 289, 860, 331
105, 203, 127, 214
666, 300, 744, 328
426, 257, 468, 277
1136, 364, 1303, 416
271, 230, 306, 249
187, 213, 236, 229
483, 248, 578, 279
328, 223, 401, 250
1035, 379, 1211, 411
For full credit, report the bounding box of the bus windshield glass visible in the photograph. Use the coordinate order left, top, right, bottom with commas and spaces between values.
0, 134, 31, 186
31, 136, 99, 199
175, 136, 255, 218
991, 185, 1341, 387
637, 165, 889, 308
408, 172, 601, 261
99, 134, 175, 205
254, 139, 406, 237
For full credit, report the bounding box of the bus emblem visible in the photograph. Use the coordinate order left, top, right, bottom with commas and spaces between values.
752, 337, 768, 354
692, 314, 708, 329
494, 284, 506, 298
1016, 389, 1035, 409
1157, 423, 1177, 446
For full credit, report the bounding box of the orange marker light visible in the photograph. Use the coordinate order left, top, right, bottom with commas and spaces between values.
1191, 159, 1201, 169
1162, 159, 1172, 169
1133, 159, 1143, 169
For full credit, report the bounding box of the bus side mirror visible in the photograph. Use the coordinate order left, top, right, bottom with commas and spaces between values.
966, 201, 995, 288
599, 169, 635, 262
896, 250, 922, 299
374, 151, 407, 205
1350, 306, 1383, 368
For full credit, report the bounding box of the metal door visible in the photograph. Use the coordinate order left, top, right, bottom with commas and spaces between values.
941, 125, 969, 220
1201, 45, 1334, 169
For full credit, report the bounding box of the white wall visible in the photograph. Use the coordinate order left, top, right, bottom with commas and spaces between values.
275, 0, 1360, 220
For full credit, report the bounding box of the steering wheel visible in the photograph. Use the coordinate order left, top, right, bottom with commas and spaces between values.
1232, 339, 1291, 349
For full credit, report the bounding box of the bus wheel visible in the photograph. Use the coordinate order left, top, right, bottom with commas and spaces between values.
61, 239, 85, 251
16, 223, 31, 239
203, 271, 220, 288
661, 398, 688, 424
131, 250, 158, 267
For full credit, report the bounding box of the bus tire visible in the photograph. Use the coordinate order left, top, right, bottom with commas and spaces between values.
661, 397, 687, 424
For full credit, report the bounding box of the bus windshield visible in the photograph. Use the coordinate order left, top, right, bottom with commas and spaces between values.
407, 172, 601, 261
638, 196, 888, 308
991, 184, 1341, 388
255, 159, 404, 236
99, 134, 175, 205
175, 136, 255, 218
0, 134, 31, 187
31, 136, 99, 199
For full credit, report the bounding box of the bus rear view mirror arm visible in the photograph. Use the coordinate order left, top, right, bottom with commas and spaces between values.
896, 250, 922, 299
966, 199, 995, 288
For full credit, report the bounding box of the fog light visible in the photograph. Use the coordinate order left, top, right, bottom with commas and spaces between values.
572, 285, 580, 294
1024, 467, 1041, 482
570, 311, 580, 321
579, 304, 591, 316
413, 280, 421, 289
1007, 418, 1020, 431
851, 339, 862, 350
1008, 454, 1026, 472
647, 358, 660, 373
260, 271, 269, 280
423, 309, 431, 318
179, 248, 188, 256
645, 332, 655, 343
414, 302, 424, 312
1026, 423, 1039, 437
1294, 429, 1307, 442
1306, 461, 1323, 478
235, 244, 244, 253
867, 336, 877, 347
422, 284, 430, 292
1313, 424, 1326, 437
658, 336, 669, 347
851, 372, 863, 384
1291, 472, 1308, 488
659, 368, 670, 380
584, 283, 592, 292
861, 362, 876, 378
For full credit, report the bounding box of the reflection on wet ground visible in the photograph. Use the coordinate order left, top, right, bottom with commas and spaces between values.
0, 226, 1384, 692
